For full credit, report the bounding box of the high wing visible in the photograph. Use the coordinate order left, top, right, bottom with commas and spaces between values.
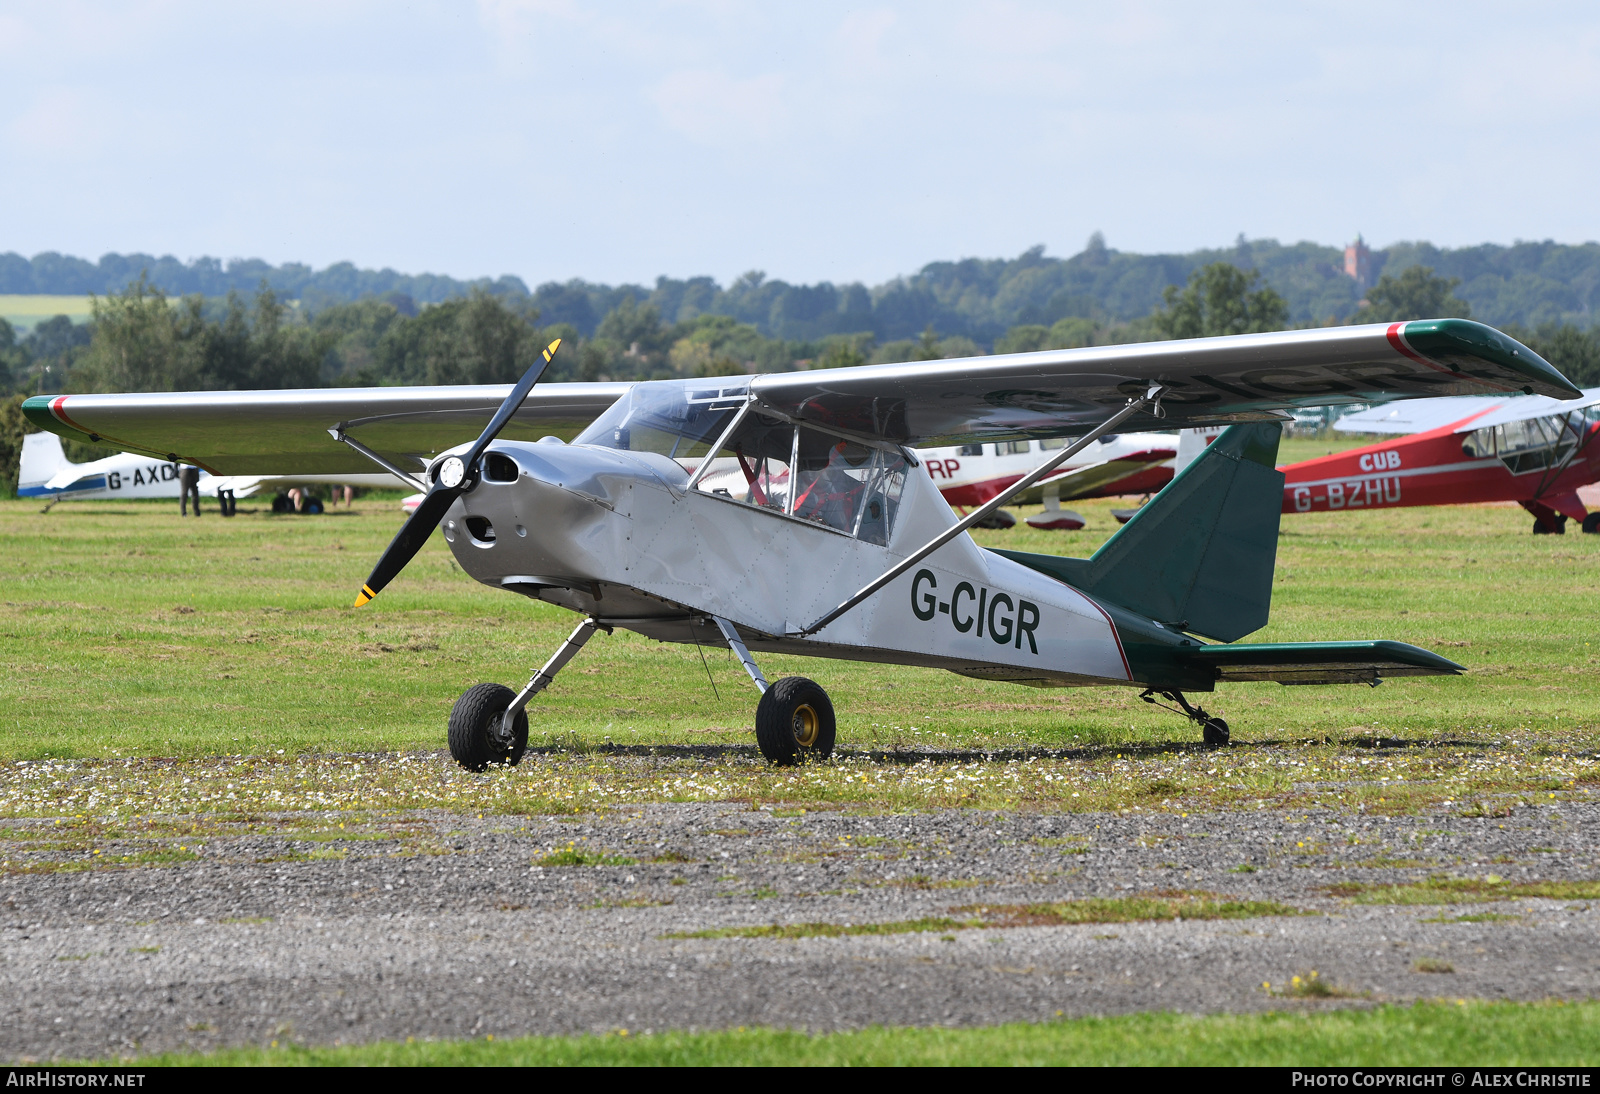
751, 320, 1578, 446
1335, 387, 1600, 436
22, 320, 1578, 470
23, 383, 631, 476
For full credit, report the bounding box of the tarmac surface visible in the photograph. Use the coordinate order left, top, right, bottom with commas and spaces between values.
1, 788, 1597, 1060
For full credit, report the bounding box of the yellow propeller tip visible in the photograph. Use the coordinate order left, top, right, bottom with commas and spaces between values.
354, 585, 375, 608
544, 337, 562, 361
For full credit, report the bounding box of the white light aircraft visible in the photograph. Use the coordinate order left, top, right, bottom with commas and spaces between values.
25, 320, 1580, 768
17, 430, 411, 511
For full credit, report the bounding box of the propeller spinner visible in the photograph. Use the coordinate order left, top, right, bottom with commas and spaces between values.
354, 338, 562, 608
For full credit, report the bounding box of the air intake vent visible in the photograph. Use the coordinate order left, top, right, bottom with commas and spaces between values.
483, 453, 520, 482
464, 516, 496, 543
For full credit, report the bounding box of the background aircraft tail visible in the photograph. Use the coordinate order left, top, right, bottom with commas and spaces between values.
1004, 422, 1285, 643
18, 433, 72, 491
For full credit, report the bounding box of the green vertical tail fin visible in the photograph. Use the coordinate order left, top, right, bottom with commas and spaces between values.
1069, 421, 1284, 641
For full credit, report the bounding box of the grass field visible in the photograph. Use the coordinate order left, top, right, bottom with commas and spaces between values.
4, 458, 1598, 1067
105, 1001, 1600, 1066
0, 468, 1595, 762
0, 294, 92, 333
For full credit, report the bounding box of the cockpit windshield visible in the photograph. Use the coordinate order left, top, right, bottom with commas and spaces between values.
574, 379, 749, 471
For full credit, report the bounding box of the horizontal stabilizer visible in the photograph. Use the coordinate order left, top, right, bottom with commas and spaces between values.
1179, 640, 1464, 685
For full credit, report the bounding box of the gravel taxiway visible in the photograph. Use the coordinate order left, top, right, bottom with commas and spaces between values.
1, 770, 1596, 1061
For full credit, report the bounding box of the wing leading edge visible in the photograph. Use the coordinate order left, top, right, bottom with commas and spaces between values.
751, 319, 1579, 446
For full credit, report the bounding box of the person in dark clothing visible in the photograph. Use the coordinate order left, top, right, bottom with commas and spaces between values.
179, 466, 201, 516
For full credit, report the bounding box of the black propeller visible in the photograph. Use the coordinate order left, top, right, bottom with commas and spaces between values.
354, 338, 562, 607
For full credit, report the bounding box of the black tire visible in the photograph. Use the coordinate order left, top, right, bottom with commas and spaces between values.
1202, 717, 1230, 747
1583, 513, 1600, 534
448, 683, 528, 771
755, 677, 836, 765
271, 494, 293, 514
1533, 517, 1566, 535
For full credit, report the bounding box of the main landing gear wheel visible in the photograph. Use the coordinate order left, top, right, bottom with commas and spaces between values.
755, 677, 836, 765
1202, 717, 1230, 747
449, 683, 528, 772
1533, 514, 1567, 534
1583, 513, 1600, 534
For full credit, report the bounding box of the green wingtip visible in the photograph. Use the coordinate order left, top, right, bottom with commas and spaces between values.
1402, 319, 1582, 400
20, 395, 66, 435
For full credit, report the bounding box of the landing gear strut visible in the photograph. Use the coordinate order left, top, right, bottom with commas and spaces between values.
1140, 688, 1230, 747
448, 617, 607, 771
712, 615, 835, 765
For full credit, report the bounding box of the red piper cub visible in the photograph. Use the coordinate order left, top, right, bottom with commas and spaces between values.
1280, 384, 1600, 534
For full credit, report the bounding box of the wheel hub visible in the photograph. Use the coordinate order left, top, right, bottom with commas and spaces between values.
791, 703, 819, 747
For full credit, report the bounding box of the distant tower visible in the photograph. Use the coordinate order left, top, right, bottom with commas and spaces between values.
1344, 234, 1372, 290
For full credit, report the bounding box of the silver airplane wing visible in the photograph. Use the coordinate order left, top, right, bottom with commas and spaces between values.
750, 320, 1580, 446
23, 383, 632, 476
22, 321, 1579, 468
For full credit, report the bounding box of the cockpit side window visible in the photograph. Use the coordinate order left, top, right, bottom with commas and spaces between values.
1464, 411, 1585, 474
693, 415, 907, 545
790, 428, 907, 545
695, 413, 794, 513
1461, 425, 1496, 458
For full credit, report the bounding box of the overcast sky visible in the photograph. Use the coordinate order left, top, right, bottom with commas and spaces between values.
2, 1, 1597, 288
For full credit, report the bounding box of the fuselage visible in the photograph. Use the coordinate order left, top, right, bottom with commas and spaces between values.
438, 433, 1153, 689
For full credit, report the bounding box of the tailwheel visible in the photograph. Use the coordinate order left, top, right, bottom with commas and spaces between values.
755, 677, 836, 765
1202, 717, 1230, 747
1140, 688, 1231, 748
448, 683, 529, 772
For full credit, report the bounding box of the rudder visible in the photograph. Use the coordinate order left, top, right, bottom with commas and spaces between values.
1072, 421, 1284, 642
18, 433, 71, 491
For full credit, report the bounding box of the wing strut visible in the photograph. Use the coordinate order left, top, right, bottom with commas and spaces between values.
327, 427, 429, 492
791, 384, 1168, 638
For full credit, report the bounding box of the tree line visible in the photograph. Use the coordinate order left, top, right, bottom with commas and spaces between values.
7, 234, 1600, 346
3, 259, 1598, 496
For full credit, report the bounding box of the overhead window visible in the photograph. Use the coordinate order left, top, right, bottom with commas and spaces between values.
573, 379, 747, 472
